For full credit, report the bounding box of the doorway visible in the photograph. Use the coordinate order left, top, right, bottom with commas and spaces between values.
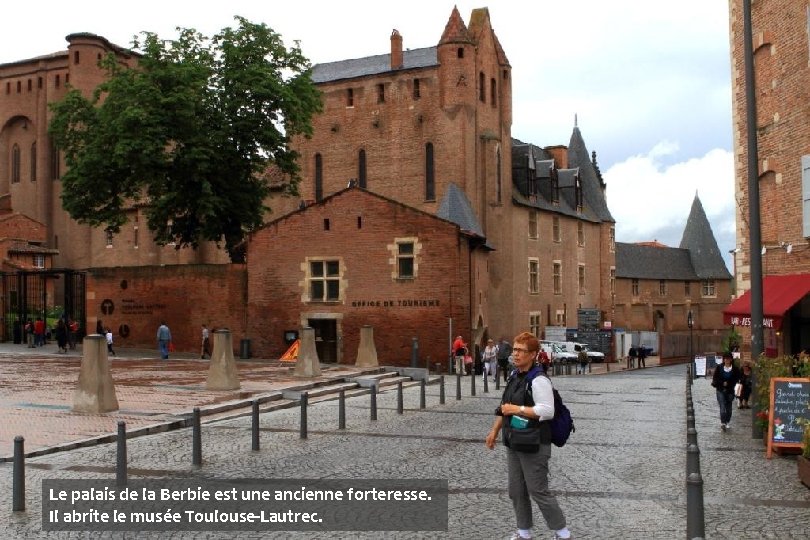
308, 318, 337, 363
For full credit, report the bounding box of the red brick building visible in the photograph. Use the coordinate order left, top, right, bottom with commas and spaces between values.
727, 0, 810, 357
247, 187, 481, 365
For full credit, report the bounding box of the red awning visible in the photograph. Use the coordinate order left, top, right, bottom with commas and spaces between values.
723, 274, 810, 329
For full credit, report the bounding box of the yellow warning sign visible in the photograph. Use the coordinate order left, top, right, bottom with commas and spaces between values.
280, 339, 299, 362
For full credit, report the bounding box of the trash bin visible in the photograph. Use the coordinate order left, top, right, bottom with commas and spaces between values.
240, 338, 251, 359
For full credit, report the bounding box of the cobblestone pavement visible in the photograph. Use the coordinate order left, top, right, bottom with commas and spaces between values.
1, 359, 808, 539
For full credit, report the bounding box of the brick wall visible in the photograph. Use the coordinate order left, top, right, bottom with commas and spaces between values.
247, 188, 473, 366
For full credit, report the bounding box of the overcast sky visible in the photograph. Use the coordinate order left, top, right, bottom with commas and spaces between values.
2, 1, 735, 270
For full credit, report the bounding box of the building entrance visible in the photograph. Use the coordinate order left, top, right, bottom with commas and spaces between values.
308, 318, 337, 363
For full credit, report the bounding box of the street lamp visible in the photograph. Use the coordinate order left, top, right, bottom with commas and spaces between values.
687, 310, 694, 379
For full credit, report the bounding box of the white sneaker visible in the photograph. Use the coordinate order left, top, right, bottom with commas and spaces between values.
721, 423, 727, 431
725, 422, 731, 429
507, 533, 532, 540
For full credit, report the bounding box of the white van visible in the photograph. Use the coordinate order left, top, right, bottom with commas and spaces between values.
552, 341, 605, 363
540, 341, 577, 363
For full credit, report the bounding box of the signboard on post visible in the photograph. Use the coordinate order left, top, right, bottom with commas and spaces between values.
693, 355, 707, 378
766, 377, 810, 459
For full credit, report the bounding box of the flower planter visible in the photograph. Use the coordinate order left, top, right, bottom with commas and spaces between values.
799, 455, 810, 489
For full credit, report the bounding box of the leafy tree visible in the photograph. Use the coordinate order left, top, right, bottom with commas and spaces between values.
49, 17, 322, 262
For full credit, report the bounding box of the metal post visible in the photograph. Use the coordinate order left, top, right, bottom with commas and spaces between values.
470, 369, 476, 396
686, 472, 706, 540
456, 374, 462, 400
252, 400, 260, 451
495, 365, 501, 390
397, 381, 404, 414
116, 421, 127, 486
338, 390, 346, 429
12, 436, 24, 512
440, 375, 446, 404
192, 407, 202, 467
370, 384, 377, 421
300, 392, 308, 439
483, 372, 489, 393
420, 379, 426, 409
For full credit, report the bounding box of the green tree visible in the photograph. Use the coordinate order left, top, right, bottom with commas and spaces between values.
49, 17, 322, 262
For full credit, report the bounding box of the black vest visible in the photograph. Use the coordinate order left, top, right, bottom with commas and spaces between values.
501, 367, 552, 447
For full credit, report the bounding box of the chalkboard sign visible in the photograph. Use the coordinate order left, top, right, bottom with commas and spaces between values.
766, 377, 810, 459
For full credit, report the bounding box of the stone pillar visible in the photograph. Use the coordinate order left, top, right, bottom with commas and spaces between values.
356, 325, 379, 367
295, 327, 322, 378
206, 329, 240, 390
72, 335, 119, 413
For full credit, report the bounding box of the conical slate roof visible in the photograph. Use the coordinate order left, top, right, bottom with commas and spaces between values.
679, 194, 731, 279
568, 126, 614, 222
436, 182, 485, 238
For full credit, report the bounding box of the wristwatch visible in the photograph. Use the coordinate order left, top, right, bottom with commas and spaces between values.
520, 406, 525, 413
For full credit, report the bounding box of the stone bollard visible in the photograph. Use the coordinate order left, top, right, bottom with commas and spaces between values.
72, 335, 119, 413
355, 325, 379, 368
295, 327, 322, 377
206, 329, 240, 390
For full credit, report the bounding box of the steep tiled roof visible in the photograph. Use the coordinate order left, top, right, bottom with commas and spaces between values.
439, 6, 472, 44
679, 194, 732, 279
568, 127, 614, 222
311, 47, 437, 84
615, 242, 698, 280
436, 183, 485, 238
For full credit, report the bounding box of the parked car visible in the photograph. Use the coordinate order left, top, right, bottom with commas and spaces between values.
540, 341, 578, 363
551, 341, 605, 363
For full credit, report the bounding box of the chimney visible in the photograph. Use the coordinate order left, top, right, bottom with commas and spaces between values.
390, 29, 403, 70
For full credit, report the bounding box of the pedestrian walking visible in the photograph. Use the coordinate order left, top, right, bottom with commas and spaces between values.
201, 324, 211, 359
54, 319, 68, 353
628, 346, 637, 369
157, 322, 172, 360
482, 338, 498, 382
637, 346, 647, 368
452, 335, 466, 375
105, 328, 116, 356
68, 319, 79, 350
576, 347, 588, 375
737, 362, 752, 409
497, 337, 513, 383
711, 351, 741, 431
24, 319, 35, 348
34, 317, 45, 347
485, 331, 571, 540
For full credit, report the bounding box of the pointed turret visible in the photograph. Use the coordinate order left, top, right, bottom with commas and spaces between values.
567, 126, 613, 222
439, 6, 472, 45
679, 194, 732, 279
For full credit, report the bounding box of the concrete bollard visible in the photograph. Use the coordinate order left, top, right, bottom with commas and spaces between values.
116, 421, 127, 486
73, 335, 119, 413
470, 370, 476, 396
295, 327, 322, 378
12, 436, 24, 512
355, 325, 379, 368
252, 401, 260, 451
206, 329, 240, 390
456, 374, 462, 400
192, 407, 202, 467
687, 443, 701, 475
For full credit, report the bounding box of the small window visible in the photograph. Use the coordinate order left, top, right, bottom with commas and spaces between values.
529, 312, 541, 337
5, 82, 9, 94
105, 229, 114, 248
397, 242, 415, 278
17, 81, 21, 93
577, 222, 584, 246
11, 144, 20, 183
578, 265, 586, 294
802, 155, 810, 236
552, 216, 561, 243
553, 262, 562, 295
457, 47, 464, 59
33, 255, 45, 269
314, 153, 323, 202
309, 260, 340, 301
27, 79, 32, 91
346, 88, 354, 107
528, 210, 538, 239
478, 72, 485, 102
358, 149, 366, 189
55, 74, 60, 88
528, 259, 539, 294
413, 79, 421, 100
377, 83, 385, 103
324, 218, 330, 231
74, 51, 80, 64
357, 216, 362, 229
659, 280, 666, 296
702, 279, 716, 297
30, 142, 36, 182
490, 78, 496, 107
632, 279, 640, 296
37, 77, 42, 89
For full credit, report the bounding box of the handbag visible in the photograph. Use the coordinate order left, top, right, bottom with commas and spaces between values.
734, 382, 742, 397
168, 341, 176, 353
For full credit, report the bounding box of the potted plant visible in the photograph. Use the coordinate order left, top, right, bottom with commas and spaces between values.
799, 419, 810, 488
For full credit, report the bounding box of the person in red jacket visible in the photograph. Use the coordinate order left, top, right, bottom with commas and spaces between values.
452, 335, 466, 375
33, 317, 45, 347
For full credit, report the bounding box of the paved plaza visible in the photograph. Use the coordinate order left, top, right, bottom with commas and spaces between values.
0, 346, 808, 539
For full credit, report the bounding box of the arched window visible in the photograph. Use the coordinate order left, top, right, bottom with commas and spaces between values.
50, 137, 60, 180
314, 153, 323, 202
425, 143, 435, 201
11, 144, 20, 183
30, 142, 36, 182
358, 149, 367, 189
